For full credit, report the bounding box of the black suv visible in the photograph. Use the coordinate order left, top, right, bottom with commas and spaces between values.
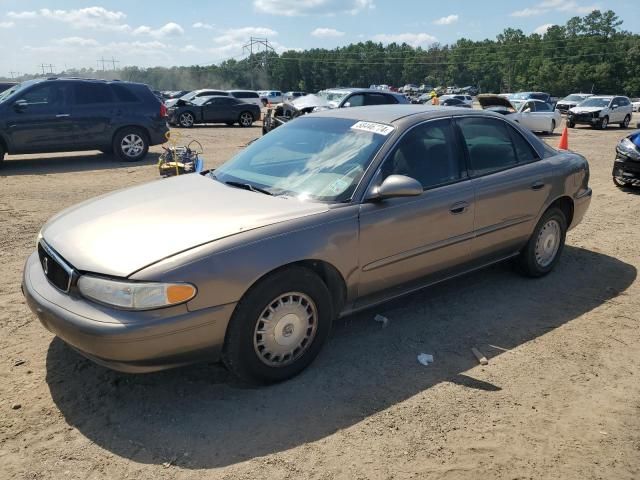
0, 78, 169, 164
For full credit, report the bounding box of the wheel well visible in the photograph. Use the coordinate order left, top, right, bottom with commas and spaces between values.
252, 260, 347, 317
113, 125, 150, 144
549, 196, 574, 226
239, 110, 255, 119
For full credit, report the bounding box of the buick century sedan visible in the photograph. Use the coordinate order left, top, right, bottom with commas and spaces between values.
23, 106, 592, 384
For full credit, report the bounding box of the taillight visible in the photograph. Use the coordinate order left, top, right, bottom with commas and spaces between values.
160, 103, 168, 118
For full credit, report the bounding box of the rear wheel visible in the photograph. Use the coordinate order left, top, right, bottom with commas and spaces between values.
222, 267, 333, 384
238, 111, 254, 128
567, 120, 575, 128
113, 128, 149, 162
621, 115, 631, 129
516, 207, 567, 277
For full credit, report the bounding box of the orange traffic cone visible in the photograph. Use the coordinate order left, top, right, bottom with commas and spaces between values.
558, 126, 569, 150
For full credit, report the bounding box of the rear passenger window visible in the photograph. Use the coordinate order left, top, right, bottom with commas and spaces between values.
73, 83, 113, 104
365, 93, 397, 105
508, 126, 539, 164
536, 102, 551, 111
381, 119, 463, 189
111, 85, 139, 103
457, 117, 517, 176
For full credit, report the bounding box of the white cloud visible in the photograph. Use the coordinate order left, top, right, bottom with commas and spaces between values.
433, 14, 459, 25
372, 32, 437, 48
253, 0, 374, 16
534, 23, 555, 34
133, 22, 184, 38
55, 37, 100, 47
511, 1, 599, 17
181, 45, 201, 53
311, 27, 345, 38
193, 22, 214, 29
0, 21, 14, 28
7, 7, 131, 31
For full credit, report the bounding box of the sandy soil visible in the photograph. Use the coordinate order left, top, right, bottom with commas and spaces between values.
1, 116, 639, 480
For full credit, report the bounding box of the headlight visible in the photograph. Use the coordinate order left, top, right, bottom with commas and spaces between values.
36, 231, 43, 248
77, 275, 196, 310
616, 137, 640, 161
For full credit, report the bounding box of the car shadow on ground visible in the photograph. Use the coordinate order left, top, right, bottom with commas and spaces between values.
45, 246, 635, 469
0, 152, 161, 176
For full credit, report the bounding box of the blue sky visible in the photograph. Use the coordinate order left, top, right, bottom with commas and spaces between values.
1, 0, 639, 77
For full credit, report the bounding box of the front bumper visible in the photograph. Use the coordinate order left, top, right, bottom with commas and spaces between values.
567, 113, 600, 125
22, 252, 235, 373
613, 157, 640, 183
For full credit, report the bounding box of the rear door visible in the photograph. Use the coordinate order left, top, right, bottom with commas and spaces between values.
70, 82, 115, 148
357, 118, 475, 302
6, 82, 75, 153
455, 116, 555, 261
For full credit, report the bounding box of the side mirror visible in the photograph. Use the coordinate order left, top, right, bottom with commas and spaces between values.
611, 104, 618, 109
343, 102, 351, 108
366, 175, 423, 201
13, 100, 27, 112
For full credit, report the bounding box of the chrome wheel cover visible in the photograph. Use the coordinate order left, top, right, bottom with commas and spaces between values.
180, 113, 194, 127
253, 292, 318, 367
240, 113, 252, 126
120, 134, 144, 158
535, 219, 561, 268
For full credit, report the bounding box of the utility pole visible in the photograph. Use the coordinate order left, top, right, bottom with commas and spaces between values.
40, 64, 55, 75
9, 71, 20, 79
242, 37, 275, 89
109, 57, 120, 71
97, 57, 107, 71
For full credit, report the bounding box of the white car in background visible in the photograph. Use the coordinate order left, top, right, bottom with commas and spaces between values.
478, 95, 561, 134
164, 89, 228, 108
258, 90, 283, 105
439, 94, 474, 106
567, 95, 633, 129
632, 98, 640, 112
227, 90, 262, 107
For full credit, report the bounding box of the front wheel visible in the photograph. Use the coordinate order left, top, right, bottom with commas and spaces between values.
620, 115, 631, 129
599, 116, 609, 130
178, 112, 195, 128
113, 128, 149, 162
222, 267, 333, 384
516, 207, 567, 277
238, 111, 254, 128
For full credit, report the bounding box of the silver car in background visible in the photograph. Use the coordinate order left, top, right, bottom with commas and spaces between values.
23, 106, 592, 384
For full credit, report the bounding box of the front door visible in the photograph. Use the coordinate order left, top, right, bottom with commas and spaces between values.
7, 82, 75, 153
455, 116, 554, 261
357, 118, 475, 302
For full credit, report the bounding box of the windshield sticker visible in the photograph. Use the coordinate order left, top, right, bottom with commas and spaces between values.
350, 121, 394, 136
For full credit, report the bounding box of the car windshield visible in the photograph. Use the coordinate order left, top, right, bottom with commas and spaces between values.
510, 93, 530, 100
317, 90, 350, 103
564, 94, 588, 102
579, 98, 611, 107
0, 84, 25, 103
511, 100, 525, 111
213, 117, 392, 202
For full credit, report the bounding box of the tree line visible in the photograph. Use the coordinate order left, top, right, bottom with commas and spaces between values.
4, 10, 639, 97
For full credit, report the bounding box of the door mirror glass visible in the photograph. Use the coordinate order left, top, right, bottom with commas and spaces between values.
611, 104, 618, 109
13, 100, 27, 112
343, 102, 351, 108
368, 175, 423, 201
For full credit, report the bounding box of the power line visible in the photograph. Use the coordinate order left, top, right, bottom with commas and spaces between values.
39, 64, 54, 75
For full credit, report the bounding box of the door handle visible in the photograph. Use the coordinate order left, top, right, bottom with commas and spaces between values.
449, 201, 469, 214
55, 114, 70, 118
530, 181, 545, 190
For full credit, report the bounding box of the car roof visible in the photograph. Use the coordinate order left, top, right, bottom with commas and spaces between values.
309, 104, 487, 124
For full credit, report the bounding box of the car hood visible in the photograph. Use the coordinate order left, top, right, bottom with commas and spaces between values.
477, 94, 516, 111
569, 106, 604, 113
41, 174, 329, 277
290, 94, 332, 111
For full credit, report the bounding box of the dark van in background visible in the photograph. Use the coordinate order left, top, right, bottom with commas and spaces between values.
0, 78, 169, 164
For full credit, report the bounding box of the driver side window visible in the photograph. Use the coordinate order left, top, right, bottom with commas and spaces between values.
17, 84, 67, 110
380, 119, 463, 189
345, 94, 365, 107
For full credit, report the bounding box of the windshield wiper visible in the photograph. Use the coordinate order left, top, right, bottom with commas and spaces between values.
224, 181, 274, 196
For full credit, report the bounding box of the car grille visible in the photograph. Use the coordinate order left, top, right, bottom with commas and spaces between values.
37, 241, 73, 293
574, 113, 594, 122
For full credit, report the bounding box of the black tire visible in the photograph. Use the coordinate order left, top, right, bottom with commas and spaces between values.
516, 207, 567, 278
178, 111, 195, 128
567, 120, 575, 128
0, 143, 5, 165
599, 116, 609, 130
547, 120, 556, 135
112, 127, 149, 162
238, 111, 254, 128
620, 115, 631, 129
222, 266, 333, 384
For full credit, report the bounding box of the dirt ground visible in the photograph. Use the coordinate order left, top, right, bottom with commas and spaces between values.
1, 114, 639, 480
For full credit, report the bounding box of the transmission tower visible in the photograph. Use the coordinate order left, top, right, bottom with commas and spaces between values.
242, 37, 275, 90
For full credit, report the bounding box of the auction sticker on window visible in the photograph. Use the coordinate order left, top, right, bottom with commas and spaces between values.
350, 121, 395, 136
